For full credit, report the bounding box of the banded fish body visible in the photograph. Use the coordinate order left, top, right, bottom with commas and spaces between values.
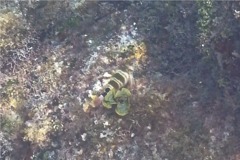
102, 70, 130, 96
83, 70, 131, 112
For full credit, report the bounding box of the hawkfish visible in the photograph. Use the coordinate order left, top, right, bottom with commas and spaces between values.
82, 70, 133, 114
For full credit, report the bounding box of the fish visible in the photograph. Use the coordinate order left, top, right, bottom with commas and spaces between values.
102, 70, 130, 94
82, 70, 132, 113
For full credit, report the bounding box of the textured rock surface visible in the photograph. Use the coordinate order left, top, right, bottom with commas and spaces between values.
0, 1, 240, 160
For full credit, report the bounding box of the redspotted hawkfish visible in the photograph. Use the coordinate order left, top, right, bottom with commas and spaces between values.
82, 70, 132, 116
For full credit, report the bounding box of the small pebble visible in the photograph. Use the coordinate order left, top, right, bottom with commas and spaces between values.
81, 133, 87, 141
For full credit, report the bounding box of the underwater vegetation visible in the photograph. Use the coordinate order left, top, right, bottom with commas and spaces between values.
197, 0, 213, 33
0, 10, 27, 56
196, 0, 213, 55
114, 88, 131, 116
103, 87, 131, 116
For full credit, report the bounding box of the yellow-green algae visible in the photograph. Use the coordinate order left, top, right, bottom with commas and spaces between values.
102, 89, 117, 109
103, 88, 131, 116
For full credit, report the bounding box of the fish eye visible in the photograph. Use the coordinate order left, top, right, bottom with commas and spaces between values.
105, 88, 110, 93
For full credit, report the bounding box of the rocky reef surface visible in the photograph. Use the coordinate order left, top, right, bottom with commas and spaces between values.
0, 1, 240, 160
